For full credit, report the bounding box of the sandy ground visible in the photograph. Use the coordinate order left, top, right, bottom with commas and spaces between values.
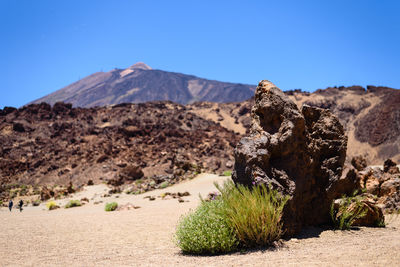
1, 173, 399, 266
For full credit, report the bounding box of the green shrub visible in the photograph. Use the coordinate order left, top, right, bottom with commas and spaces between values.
159, 181, 169, 189
175, 180, 289, 254
105, 202, 118, 212
330, 191, 368, 230
175, 199, 238, 255
375, 218, 386, 227
65, 200, 81, 209
223, 170, 232, 176
46, 201, 59, 210
216, 181, 289, 248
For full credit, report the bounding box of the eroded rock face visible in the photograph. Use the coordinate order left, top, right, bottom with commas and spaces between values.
0, 101, 238, 195
359, 159, 400, 212
232, 80, 348, 234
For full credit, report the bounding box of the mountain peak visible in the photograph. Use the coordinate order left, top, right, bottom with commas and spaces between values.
129, 62, 152, 70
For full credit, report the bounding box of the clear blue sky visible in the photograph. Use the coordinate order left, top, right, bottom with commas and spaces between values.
1, 0, 399, 108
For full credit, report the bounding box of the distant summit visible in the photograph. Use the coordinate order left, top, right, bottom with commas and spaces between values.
128, 62, 152, 70
30, 62, 256, 107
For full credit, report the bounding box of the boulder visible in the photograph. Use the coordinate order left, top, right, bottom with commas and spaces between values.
40, 186, 54, 201
351, 155, 368, 171
358, 164, 400, 213
119, 164, 144, 181
383, 159, 399, 174
328, 165, 362, 198
351, 194, 385, 227
359, 167, 384, 195
332, 193, 385, 227
232, 80, 348, 234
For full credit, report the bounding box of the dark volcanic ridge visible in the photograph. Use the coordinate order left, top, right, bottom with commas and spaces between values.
30, 62, 256, 107
0, 101, 238, 192
1, 83, 399, 198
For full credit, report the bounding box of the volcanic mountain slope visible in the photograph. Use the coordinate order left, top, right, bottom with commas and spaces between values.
2, 83, 399, 191
188, 85, 400, 165
0, 102, 239, 189
30, 62, 255, 107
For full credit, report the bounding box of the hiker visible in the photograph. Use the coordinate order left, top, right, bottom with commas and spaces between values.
8, 199, 13, 212
18, 200, 24, 212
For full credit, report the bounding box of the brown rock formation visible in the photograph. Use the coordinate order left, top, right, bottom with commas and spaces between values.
232, 80, 348, 234
332, 193, 385, 227
384, 159, 400, 174
351, 156, 368, 171
359, 159, 400, 212
0, 101, 238, 197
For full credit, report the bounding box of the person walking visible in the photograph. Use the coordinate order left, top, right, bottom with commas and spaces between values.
8, 199, 13, 212
18, 200, 24, 212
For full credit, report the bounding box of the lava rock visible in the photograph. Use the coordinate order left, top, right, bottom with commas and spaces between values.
232, 80, 348, 235
384, 159, 399, 174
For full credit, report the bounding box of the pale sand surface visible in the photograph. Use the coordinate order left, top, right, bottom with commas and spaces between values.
1, 173, 399, 266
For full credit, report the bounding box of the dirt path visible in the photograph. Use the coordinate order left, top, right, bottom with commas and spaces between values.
1, 173, 399, 266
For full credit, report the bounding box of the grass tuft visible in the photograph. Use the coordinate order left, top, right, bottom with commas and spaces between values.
223, 170, 232, 176
175, 180, 288, 254
46, 201, 59, 210
65, 200, 82, 209
330, 191, 368, 230
175, 199, 238, 255
216, 181, 289, 248
159, 181, 169, 189
105, 202, 118, 211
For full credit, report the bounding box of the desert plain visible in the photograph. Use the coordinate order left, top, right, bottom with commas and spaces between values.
1, 173, 399, 267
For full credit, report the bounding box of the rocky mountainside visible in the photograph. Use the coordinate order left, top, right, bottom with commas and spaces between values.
1, 82, 399, 196
0, 102, 239, 193
188, 85, 400, 165
30, 62, 256, 107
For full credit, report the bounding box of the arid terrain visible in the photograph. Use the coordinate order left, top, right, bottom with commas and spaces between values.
1, 77, 400, 266
1, 174, 399, 266
1, 85, 399, 193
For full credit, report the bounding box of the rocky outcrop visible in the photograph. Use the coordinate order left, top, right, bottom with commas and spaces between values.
332, 193, 385, 227
351, 195, 384, 227
351, 156, 368, 171
232, 80, 348, 234
0, 101, 238, 195
384, 159, 400, 174
359, 159, 400, 212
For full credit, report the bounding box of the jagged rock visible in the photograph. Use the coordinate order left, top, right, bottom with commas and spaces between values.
351, 156, 368, 171
332, 193, 385, 227
0, 101, 238, 191
67, 182, 75, 194
384, 159, 399, 174
359, 167, 383, 195
232, 80, 348, 234
328, 165, 362, 198
358, 164, 400, 212
12, 122, 26, 132
119, 164, 144, 181
352, 194, 385, 227
40, 186, 54, 201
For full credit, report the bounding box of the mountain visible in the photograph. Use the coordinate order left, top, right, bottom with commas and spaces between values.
30, 62, 256, 107
1, 84, 399, 201
0, 101, 238, 192
187, 85, 400, 165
